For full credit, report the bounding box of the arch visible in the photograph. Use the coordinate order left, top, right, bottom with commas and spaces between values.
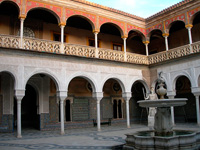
100, 22, 124, 37
26, 7, 61, 24
167, 20, 186, 31
171, 72, 194, 91
24, 69, 60, 92
0, 0, 20, 11
189, 10, 200, 25
0, 70, 17, 90
101, 75, 126, 93
66, 15, 95, 31
147, 29, 163, 39
66, 72, 98, 93
128, 29, 145, 41
128, 77, 149, 94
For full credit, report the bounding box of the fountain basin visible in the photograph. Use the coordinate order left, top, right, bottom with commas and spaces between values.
124, 130, 200, 150
138, 98, 187, 108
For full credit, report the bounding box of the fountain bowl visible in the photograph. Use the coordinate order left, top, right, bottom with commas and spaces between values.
138, 98, 187, 108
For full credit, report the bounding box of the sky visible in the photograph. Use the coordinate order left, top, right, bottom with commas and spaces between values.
87, 0, 183, 18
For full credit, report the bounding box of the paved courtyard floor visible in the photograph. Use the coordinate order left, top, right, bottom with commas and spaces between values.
0, 123, 200, 150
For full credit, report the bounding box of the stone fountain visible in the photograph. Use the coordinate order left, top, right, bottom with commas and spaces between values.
123, 72, 200, 150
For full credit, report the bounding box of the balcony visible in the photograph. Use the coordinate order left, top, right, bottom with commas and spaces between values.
0, 34, 200, 65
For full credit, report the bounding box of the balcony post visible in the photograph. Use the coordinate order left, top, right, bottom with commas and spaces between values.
122, 36, 127, 61
143, 41, 149, 56
59, 22, 66, 54
19, 17, 25, 48
162, 33, 169, 51
186, 24, 193, 53
93, 30, 99, 58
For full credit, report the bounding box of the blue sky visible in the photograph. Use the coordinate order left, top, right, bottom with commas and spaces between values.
87, 0, 183, 18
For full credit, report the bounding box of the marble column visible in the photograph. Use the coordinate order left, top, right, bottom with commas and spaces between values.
123, 92, 132, 128
59, 23, 65, 54
93, 92, 103, 131
143, 41, 149, 56
15, 90, 25, 138
162, 33, 169, 51
185, 24, 193, 45
93, 31, 99, 58
57, 91, 68, 135
123, 37, 127, 61
168, 95, 175, 126
195, 95, 200, 125
20, 17, 25, 48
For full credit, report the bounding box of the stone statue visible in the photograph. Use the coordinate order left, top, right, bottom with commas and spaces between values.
144, 87, 158, 129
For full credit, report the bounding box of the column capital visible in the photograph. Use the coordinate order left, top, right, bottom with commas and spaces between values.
167, 90, 176, 98
15, 89, 25, 101
59, 22, 66, 27
93, 30, 100, 34
121, 35, 128, 39
191, 87, 200, 96
57, 91, 68, 101
162, 33, 169, 37
18, 15, 26, 20
143, 41, 150, 45
92, 92, 103, 101
122, 92, 132, 101
185, 24, 193, 29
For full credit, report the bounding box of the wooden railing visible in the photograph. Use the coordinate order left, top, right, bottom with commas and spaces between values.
0, 34, 200, 65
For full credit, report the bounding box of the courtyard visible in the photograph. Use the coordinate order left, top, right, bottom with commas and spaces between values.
0, 123, 199, 150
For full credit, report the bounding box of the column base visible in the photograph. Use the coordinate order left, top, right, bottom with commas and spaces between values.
61, 131, 65, 135
97, 128, 101, 131
17, 135, 22, 138
127, 125, 131, 129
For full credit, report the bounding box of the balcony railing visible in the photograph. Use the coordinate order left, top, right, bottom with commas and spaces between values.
0, 34, 200, 65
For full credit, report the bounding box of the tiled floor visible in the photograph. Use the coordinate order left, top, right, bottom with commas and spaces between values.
0, 123, 199, 150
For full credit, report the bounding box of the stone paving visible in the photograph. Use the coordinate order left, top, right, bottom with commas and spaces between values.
0, 123, 200, 150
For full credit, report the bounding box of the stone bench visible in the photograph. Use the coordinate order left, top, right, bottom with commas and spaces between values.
93, 118, 112, 127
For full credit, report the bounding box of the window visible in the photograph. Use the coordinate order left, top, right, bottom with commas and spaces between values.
17, 27, 35, 38
113, 43, 122, 51
88, 38, 100, 47
112, 98, 124, 119
52, 32, 67, 42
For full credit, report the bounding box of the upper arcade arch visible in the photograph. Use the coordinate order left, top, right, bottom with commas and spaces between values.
168, 20, 188, 49
66, 15, 95, 31
0, 0, 20, 15
100, 22, 124, 37
26, 7, 60, 24
25, 1, 61, 22
148, 29, 165, 54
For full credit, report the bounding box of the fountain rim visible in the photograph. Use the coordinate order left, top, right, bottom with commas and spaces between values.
138, 98, 187, 108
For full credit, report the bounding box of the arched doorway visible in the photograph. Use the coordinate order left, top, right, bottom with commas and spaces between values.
168, 21, 188, 49
20, 84, 38, 129
175, 76, 196, 123
127, 30, 145, 55
0, 72, 15, 132
102, 79, 124, 123
131, 81, 147, 123
148, 30, 165, 54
